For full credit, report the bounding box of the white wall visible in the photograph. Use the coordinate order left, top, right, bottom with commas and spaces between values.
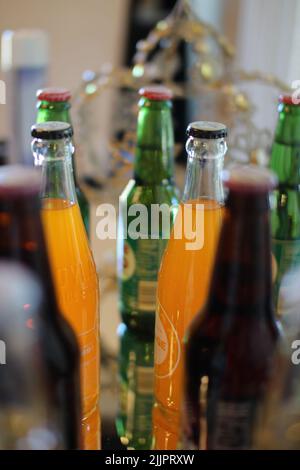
0, 0, 129, 139
236, 0, 300, 131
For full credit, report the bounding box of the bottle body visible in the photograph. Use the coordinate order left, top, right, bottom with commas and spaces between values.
118, 88, 179, 336
184, 166, 281, 450
270, 96, 300, 317
31, 123, 100, 449
153, 122, 226, 450
0, 166, 81, 449
118, 180, 178, 335
116, 324, 154, 450
41, 198, 100, 449
36, 89, 90, 235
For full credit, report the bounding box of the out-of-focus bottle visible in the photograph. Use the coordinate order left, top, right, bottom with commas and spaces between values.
255, 267, 300, 449
118, 86, 179, 337
116, 324, 154, 450
153, 122, 226, 450
36, 88, 90, 235
184, 165, 281, 450
0, 165, 81, 449
1, 30, 48, 165
270, 95, 300, 317
0, 261, 63, 449
31, 122, 100, 449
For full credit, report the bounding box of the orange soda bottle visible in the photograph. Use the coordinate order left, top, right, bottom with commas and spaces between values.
153, 122, 228, 449
31, 122, 100, 449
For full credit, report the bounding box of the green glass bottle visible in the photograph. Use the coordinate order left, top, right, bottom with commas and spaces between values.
36, 88, 90, 235
270, 95, 300, 317
116, 323, 154, 450
117, 86, 179, 337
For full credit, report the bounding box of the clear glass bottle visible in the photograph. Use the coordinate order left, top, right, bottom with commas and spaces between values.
153, 122, 227, 450
31, 121, 100, 449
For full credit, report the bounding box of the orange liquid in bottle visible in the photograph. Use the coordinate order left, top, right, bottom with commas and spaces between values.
153, 199, 223, 449
42, 198, 100, 449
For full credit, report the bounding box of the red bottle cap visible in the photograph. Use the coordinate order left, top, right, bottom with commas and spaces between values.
36, 88, 71, 102
222, 165, 277, 193
139, 86, 173, 101
278, 95, 300, 106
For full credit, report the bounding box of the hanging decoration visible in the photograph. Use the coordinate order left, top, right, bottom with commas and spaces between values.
74, 0, 290, 185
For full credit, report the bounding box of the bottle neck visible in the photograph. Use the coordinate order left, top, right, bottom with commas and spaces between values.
36, 100, 71, 124
134, 98, 174, 185
183, 138, 225, 203
270, 103, 300, 187
33, 138, 77, 204
207, 192, 274, 317
36, 101, 80, 186
274, 103, 300, 145
0, 194, 59, 319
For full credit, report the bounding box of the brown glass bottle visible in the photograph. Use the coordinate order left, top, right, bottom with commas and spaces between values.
0, 165, 81, 449
184, 165, 281, 450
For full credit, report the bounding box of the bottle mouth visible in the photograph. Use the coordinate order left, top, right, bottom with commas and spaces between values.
0, 165, 41, 197
31, 122, 73, 140
187, 121, 228, 140
139, 86, 173, 101
222, 164, 277, 193
36, 88, 71, 102
278, 95, 300, 106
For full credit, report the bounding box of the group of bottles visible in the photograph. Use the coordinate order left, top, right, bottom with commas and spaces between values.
117, 90, 300, 450
0, 88, 100, 449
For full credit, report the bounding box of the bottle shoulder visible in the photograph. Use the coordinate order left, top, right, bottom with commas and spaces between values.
120, 179, 179, 206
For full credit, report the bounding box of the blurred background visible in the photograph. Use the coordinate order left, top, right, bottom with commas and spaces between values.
0, 0, 299, 449
0, 0, 299, 142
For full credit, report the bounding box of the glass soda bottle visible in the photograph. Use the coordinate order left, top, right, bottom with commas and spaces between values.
116, 324, 154, 450
153, 122, 227, 450
254, 267, 300, 449
118, 86, 179, 336
0, 165, 81, 449
36, 88, 90, 235
184, 165, 281, 450
0, 261, 62, 449
269, 95, 300, 318
31, 122, 100, 450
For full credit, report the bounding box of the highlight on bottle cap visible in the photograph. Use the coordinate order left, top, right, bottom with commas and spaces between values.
31, 121, 73, 140
222, 164, 278, 193
36, 88, 71, 102
139, 85, 173, 101
187, 121, 228, 140
278, 95, 300, 106
0, 165, 41, 196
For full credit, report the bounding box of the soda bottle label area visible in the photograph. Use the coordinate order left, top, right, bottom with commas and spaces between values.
272, 239, 300, 315
116, 325, 154, 450
120, 237, 166, 314
208, 400, 256, 450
